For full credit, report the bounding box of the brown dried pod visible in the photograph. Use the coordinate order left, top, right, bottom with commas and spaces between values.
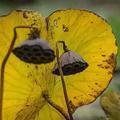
13, 38, 55, 64
52, 50, 88, 75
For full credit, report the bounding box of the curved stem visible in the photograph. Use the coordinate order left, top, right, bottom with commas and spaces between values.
43, 94, 69, 120
0, 25, 36, 120
56, 43, 74, 120
58, 41, 69, 52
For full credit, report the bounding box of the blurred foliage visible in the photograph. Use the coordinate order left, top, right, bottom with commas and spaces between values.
0, 0, 36, 4
100, 91, 120, 120
91, 0, 120, 4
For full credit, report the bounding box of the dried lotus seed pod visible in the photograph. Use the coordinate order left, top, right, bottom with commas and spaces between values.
13, 38, 55, 64
52, 50, 88, 75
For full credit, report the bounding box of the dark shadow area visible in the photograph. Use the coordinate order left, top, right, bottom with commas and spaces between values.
0, 0, 36, 5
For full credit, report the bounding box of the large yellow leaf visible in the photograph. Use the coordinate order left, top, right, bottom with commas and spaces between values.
0, 9, 117, 120
0, 10, 63, 120
47, 9, 117, 111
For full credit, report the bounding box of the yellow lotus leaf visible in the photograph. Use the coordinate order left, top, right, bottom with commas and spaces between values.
47, 9, 117, 111
0, 9, 117, 120
0, 10, 64, 120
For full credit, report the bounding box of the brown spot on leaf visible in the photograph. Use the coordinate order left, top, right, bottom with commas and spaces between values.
69, 100, 76, 112
108, 71, 112, 75
35, 65, 38, 69
74, 96, 77, 99
16, 9, 23, 12
27, 72, 32, 78
63, 24, 69, 32
102, 55, 106, 57
58, 17, 61, 20
95, 83, 98, 85
97, 64, 105, 69
78, 101, 84, 106
105, 66, 110, 69
97, 64, 102, 67
53, 19, 58, 27
23, 11, 28, 19
88, 94, 93, 96
103, 53, 116, 69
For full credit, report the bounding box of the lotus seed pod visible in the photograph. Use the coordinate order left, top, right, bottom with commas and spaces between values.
52, 50, 88, 75
13, 38, 55, 64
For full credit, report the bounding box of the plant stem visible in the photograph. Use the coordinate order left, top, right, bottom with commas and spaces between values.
0, 27, 17, 120
0, 26, 36, 120
56, 43, 74, 120
43, 94, 69, 120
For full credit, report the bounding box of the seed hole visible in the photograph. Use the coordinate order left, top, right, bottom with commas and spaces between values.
23, 46, 29, 51
31, 56, 38, 60
64, 65, 72, 72
17, 51, 24, 55
44, 51, 52, 56
40, 56, 46, 60
35, 52, 42, 57
74, 63, 80, 68
32, 46, 41, 52
27, 52, 32, 57
22, 56, 29, 61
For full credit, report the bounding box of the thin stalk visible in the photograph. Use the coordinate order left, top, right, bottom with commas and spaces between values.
43, 94, 69, 120
0, 26, 36, 120
56, 43, 74, 120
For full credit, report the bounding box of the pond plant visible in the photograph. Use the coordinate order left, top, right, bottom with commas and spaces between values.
100, 91, 120, 120
0, 9, 117, 120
